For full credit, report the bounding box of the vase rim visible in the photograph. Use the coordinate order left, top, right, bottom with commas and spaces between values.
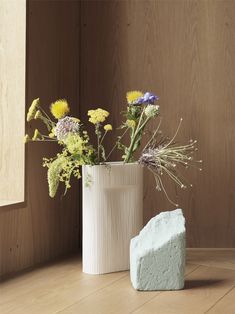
83, 161, 140, 167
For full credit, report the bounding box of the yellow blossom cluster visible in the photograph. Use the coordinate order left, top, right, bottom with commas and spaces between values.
104, 124, 112, 131
49, 128, 55, 138
126, 91, 143, 105
50, 99, 70, 119
88, 108, 109, 124
32, 129, 41, 141
34, 110, 42, 119
24, 134, 30, 143
126, 119, 136, 128
27, 98, 40, 121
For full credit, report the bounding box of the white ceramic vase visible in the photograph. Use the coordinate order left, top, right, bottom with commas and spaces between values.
82, 162, 143, 274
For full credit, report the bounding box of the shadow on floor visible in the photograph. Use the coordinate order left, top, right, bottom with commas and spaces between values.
184, 279, 226, 290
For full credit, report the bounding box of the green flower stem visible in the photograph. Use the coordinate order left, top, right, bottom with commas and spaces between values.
124, 110, 144, 163
143, 118, 162, 151
100, 131, 107, 146
124, 109, 151, 163
106, 127, 129, 161
97, 134, 100, 163
139, 116, 151, 132
42, 135, 58, 140
39, 105, 55, 126
95, 124, 101, 163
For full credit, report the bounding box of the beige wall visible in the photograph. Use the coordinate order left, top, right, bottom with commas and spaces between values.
0, 0, 25, 204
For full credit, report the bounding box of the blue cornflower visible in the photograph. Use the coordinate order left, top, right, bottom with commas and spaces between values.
137, 92, 159, 105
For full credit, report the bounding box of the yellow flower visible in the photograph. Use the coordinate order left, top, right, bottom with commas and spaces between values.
50, 99, 70, 119
104, 124, 112, 131
27, 98, 40, 121
34, 110, 42, 119
126, 91, 143, 105
49, 128, 55, 138
72, 117, 80, 123
88, 108, 109, 124
126, 119, 136, 128
32, 129, 40, 141
23, 134, 30, 143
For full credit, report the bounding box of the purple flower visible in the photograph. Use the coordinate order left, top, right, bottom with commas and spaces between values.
55, 116, 80, 140
137, 92, 159, 105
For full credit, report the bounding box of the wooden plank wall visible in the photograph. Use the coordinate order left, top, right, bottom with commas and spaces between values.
0, 0, 81, 278
80, 0, 235, 247
0, 0, 25, 205
1, 0, 235, 278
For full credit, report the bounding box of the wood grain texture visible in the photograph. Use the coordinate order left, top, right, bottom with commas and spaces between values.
82, 163, 143, 274
0, 0, 81, 278
60, 263, 198, 314
187, 248, 235, 270
0, 0, 25, 203
207, 286, 235, 314
133, 266, 235, 314
1, 0, 235, 279
0, 250, 234, 314
80, 0, 235, 247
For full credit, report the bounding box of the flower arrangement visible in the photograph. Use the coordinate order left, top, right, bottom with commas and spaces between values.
25, 91, 202, 205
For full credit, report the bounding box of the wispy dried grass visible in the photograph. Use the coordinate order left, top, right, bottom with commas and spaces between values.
139, 119, 202, 206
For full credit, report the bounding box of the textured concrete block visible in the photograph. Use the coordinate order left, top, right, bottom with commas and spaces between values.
130, 209, 185, 290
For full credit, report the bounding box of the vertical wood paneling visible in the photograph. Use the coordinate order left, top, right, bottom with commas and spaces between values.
0, 0, 25, 203
1, 0, 234, 279
0, 0, 81, 278
80, 0, 235, 247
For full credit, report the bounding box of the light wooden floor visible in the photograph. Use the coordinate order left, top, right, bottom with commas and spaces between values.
0, 249, 234, 314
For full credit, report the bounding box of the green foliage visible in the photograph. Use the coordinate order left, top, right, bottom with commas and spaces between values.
25, 93, 160, 198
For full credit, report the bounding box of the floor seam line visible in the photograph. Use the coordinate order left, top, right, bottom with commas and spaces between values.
186, 262, 235, 271
54, 273, 128, 314
130, 265, 201, 313
129, 292, 163, 314
204, 285, 235, 313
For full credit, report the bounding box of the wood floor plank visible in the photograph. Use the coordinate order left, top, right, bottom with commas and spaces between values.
0, 256, 82, 304
1, 251, 235, 314
187, 249, 235, 270
0, 257, 126, 314
58, 264, 199, 314
59, 274, 158, 314
207, 286, 235, 314
132, 265, 235, 314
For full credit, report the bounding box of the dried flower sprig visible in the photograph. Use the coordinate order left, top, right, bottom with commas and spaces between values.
139, 118, 202, 206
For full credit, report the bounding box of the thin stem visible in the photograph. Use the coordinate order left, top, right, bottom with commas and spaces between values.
95, 124, 102, 163
42, 134, 58, 140
148, 167, 178, 206
158, 175, 179, 207
97, 133, 100, 163
106, 127, 129, 161
160, 165, 184, 187
143, 117, 162, 151
164, 118, 183, 149
124, 108, 146, 163
100, 131, 107, 146
39, 105, 55, 125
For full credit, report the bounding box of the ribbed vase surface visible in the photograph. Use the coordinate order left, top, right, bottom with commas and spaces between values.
82, 162, 143, 274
